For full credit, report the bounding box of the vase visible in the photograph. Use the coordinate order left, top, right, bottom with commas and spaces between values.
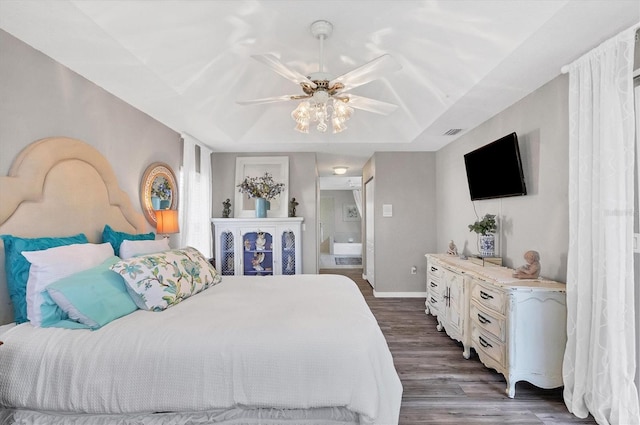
151, 196, 161, 210
479, 234, 495, 257
255, 197, 267, 218
159, 199, 170, 209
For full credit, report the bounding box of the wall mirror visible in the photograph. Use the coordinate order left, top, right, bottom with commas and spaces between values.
140, 162, 178, 226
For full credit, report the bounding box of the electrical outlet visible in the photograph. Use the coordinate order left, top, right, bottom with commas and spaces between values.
410, 266, 417, 275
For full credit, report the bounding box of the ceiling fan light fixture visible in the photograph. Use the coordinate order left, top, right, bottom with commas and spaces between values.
332, 116, 348, 133
295, 121, 310, 133
242, 19, 400, 135
292, 101, 311, 133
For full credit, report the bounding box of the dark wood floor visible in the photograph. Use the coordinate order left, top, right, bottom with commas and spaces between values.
320, 268, 596, 425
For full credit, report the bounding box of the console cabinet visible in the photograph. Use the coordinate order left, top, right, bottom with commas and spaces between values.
425, 254, 566, 398
212, 218, 303, 276
425, 259, 469, 355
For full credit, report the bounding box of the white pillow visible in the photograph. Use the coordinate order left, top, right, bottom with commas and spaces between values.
119, 238, 169, 259
22, 242, 114, 327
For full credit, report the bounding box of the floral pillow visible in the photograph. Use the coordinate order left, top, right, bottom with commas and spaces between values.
110, 247, 221, 311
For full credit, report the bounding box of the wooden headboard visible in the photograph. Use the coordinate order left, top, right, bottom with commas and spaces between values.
0, 137, 147, 324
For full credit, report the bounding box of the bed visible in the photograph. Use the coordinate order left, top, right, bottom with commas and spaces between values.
0, 137, 402, 425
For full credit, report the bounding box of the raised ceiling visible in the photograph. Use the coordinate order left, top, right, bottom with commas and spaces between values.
0, 1, 638, 176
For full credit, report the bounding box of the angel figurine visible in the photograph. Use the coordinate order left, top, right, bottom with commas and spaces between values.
447, 240, 458, 256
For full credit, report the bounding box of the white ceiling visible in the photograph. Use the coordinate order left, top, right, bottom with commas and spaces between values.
1, 1, 638, 176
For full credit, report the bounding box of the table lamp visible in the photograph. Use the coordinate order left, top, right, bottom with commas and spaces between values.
155, 209, 179, 239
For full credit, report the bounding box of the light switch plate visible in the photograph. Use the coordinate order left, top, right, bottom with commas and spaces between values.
382, 204, 393, 217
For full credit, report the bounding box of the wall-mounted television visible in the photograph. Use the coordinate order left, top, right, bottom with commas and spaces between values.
464, 132, 527, 201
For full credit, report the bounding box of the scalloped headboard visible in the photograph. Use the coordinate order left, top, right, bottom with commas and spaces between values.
0, 137, 147, 324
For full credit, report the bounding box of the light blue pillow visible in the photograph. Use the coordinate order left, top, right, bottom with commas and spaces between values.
45, 256, 138, 330
38, 294, 86, 330
101, 225, 154, 257
1, 233, 88, 323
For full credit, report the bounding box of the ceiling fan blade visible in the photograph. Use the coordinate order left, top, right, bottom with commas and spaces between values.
237, 94, 310, 106
344, 94, 398, 115
251, 54, 317, 88
331, 54, 401, 92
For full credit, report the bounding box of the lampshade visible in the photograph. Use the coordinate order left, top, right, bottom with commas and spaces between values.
156, 209, 179, 235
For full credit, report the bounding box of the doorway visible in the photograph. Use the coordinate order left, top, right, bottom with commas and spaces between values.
318, 180, 363, 270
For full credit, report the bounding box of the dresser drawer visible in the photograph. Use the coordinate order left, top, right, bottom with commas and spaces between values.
427, 293, 442, 316
426, 277, 444, 297
472, 325, 506, 368
470, 301, 506, 342
472, 281, 506, 314
427, 262, 444, 280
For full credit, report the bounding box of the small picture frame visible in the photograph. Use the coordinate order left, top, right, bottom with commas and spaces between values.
342, 204, 360, 221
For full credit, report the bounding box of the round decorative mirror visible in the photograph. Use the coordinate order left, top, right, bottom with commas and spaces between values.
140, 162, 178, 226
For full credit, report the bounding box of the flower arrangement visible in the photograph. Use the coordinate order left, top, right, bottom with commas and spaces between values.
152, 177, 172, 200
237, 172, 285, 200
468, 214, 497, 235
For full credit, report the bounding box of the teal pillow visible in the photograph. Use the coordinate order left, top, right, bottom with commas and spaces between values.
39, 291, 69, 327
1, 233, 88, 323
45, 256, 138, 330
101, 225, 154, 257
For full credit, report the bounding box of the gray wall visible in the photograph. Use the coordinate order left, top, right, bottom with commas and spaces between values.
363, 152, 437, 294
0, 30, 181, 235
435, 75, 569, 282
211, 152, 319, 273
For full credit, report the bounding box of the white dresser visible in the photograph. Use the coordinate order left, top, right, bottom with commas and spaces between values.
425, 254, 566, 397
212, 218, 303, 276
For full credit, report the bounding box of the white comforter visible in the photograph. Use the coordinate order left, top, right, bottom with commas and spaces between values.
0, 274, 402, 424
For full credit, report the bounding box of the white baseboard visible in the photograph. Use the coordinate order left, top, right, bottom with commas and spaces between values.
373, 291, 427, 298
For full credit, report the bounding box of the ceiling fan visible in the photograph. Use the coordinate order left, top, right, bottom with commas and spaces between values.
238, 20, 402, 133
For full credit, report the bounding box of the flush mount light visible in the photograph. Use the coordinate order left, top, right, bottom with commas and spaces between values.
333, 166, 348, 175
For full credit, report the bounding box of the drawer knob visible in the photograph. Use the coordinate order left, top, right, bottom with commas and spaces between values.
431, 266, 437, 272
430, 282, 437, 287
480, 290, 494, 300
477, 313, 491, 324
430, 297, 437, 304
479, 336, 493, 348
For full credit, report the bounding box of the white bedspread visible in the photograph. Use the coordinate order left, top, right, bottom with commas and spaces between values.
0, 274, 402, 424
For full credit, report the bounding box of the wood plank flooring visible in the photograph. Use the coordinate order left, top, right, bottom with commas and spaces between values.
320, 268, 596, 425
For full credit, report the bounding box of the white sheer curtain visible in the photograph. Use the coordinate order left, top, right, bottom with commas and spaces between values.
179, 133, 213, 258
352, 189, 362, 218
562, 25, 639, 425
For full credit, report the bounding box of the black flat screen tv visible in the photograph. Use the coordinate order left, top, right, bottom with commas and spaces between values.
464, 132, 527, 201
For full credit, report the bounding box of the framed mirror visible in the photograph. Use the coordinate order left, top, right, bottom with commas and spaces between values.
140, 162, 178, 226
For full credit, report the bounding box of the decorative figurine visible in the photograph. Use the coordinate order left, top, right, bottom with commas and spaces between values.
222, 199, 231, 218
251, 253, 265, 272
284, 231, 295, 249
255, 232, 266, 251
289, 197, 299, 217
447, 240, 458, 256
286, 255, 294, 272
513, 250, 541, 279
244, 238, 251, 251
226, 255, 234, 272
